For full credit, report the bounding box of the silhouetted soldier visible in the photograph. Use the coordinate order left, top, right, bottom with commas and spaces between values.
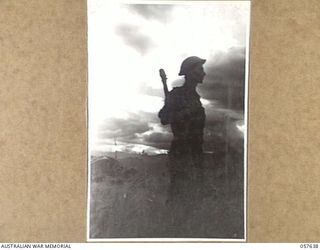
159, 56, 206, 164
159, 57, 206, 206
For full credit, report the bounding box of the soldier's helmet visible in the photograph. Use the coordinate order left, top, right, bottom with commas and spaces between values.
178, 56, 206, 76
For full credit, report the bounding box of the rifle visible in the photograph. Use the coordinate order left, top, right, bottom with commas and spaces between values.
159, 68, 168, 98
158, 68, 170, 125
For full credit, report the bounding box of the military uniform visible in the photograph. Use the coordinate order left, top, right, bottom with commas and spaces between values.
159, 85, 206, 157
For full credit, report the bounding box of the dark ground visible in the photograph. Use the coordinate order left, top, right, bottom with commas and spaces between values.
89, 148, 244, 239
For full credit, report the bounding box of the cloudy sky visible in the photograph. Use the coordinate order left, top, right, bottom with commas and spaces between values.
88, 0, 250, 154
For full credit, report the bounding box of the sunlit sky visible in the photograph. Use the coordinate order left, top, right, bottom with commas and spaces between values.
88, 0, 250, 153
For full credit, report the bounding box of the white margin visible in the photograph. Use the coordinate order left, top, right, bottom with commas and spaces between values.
105, 0, 250, 5
86, 1, 91, 239
87, 238, 246, 243
243, 0, 251, 242
86, 0, 251, 243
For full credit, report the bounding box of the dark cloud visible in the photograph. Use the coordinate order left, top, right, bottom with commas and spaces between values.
204, 105, 243, 147
143, 132, 171, 143
127, 4, 173, 22
97, 108, 174, 149
97, 111, 161, 140
115, 24, 155, 55
140, 131, 172, 150
98, 113, 151, 140
198, 47, 246, 110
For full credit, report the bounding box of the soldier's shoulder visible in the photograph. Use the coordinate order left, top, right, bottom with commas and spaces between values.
169, 86, 185, 96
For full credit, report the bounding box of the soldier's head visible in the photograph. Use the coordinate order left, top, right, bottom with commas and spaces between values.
179, 56, 206, 84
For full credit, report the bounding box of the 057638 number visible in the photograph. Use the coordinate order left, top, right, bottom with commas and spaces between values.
300, 244, 319, 249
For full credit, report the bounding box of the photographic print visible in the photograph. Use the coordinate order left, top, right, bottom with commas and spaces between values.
88, 0, 250, 241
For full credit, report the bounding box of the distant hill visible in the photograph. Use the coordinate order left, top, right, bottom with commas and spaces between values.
91, 150, 136, 159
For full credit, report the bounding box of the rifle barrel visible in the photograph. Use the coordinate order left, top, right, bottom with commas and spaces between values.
159, 68, 168, 98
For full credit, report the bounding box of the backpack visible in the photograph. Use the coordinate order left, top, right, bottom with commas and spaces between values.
158, 105, 170, 125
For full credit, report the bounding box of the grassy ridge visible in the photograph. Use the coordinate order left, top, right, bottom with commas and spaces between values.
89, 153, 244, 239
